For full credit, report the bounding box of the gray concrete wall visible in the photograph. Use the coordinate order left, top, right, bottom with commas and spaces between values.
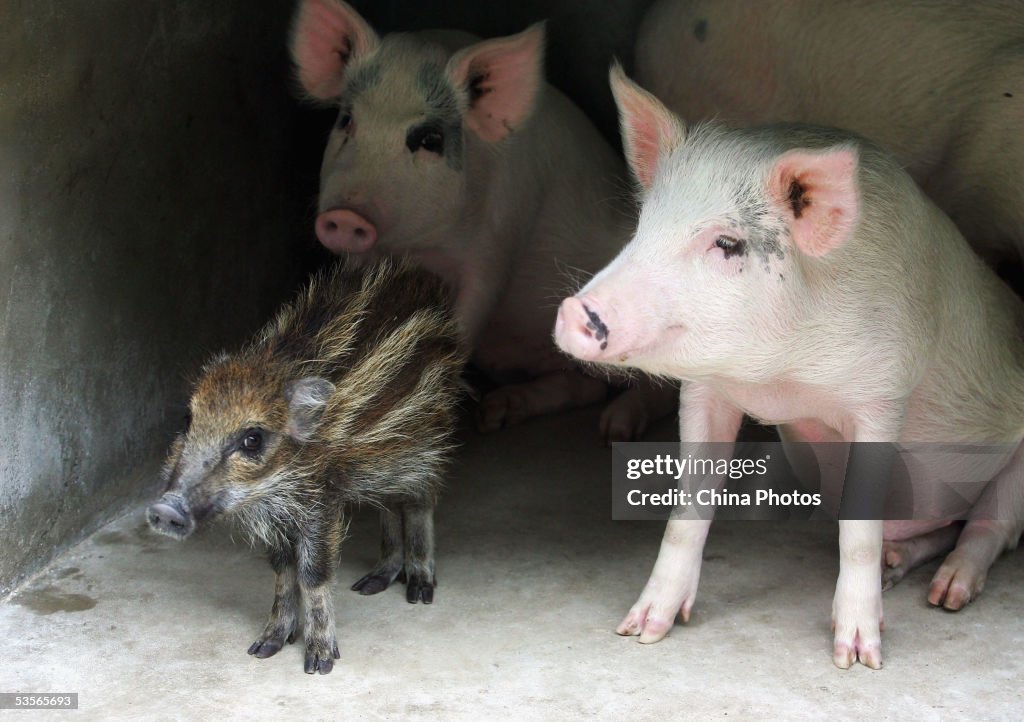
0, 0, 311, 595
0, 0, 650, 596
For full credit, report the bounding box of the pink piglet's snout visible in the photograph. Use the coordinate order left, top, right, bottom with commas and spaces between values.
554, 296, 614, 361
316, 208, 378, 254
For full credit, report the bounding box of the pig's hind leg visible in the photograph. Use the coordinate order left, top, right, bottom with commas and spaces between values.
927, 444, 1024, 610
882, 524, 962, 591
478, 369, 608, 432
351, 505, 405, 596
600, 377, 678, 443
479, 369, 676, 441
927, 520, 1022, 610
248, 545, 300, 659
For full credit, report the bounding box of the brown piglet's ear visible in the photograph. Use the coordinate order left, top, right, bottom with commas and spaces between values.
609, 62, 686, 190
291, 0, 380, 101
284, 376, 336, 442
770, 147, 860, 257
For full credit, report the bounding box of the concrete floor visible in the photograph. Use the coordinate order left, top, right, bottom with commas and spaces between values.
2, 406, 1023, 720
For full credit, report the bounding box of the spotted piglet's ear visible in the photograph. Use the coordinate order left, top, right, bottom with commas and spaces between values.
609, 62, 686, 191
284, 377, 336, 442
290, 0, 380, 101
446, 23, 545, 142
770, 147, 860, 257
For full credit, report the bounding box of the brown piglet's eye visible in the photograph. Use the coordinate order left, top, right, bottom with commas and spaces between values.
241, 428, 264, 454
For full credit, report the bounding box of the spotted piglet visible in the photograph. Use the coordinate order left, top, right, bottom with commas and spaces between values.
290, 0, 676, 442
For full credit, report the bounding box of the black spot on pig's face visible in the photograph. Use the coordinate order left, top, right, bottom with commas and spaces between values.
730, 188, 787, 269
415, 62, 463, 170
417, 62, 458, 119
582, 304, 610, 350
331, 62, 383, 140
715, 235, 745, 259
339, 61, 382, 107
405, 122, 445, 155
314, 37, 472, 249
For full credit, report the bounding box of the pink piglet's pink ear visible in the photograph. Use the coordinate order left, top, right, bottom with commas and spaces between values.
290, 0, 380, 101
609, 62, 686, 190
446, 23, 546, 143
770, 147, 860, 257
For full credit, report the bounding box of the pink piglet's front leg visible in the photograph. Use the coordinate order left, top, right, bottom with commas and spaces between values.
831, 406, 906, 670
616, 381, 743, 643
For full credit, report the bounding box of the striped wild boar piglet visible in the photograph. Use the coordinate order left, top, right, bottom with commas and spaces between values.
147, 259, 466, 674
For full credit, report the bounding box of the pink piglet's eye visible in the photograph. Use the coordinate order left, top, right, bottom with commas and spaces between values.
715, 235, 746, 259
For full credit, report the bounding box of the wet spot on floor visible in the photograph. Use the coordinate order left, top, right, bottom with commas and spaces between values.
54, 567, 80, 579
13, 585, 97, 615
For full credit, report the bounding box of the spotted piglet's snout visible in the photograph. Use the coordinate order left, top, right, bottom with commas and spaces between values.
315, 209, 378, 254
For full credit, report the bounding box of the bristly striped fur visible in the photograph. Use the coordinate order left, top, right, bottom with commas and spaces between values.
245, 256, 465, 500
154, 257, 466, 674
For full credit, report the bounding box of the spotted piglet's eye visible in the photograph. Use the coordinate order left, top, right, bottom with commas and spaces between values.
714, 235, 746, 259
337, 112, 353, 131
406, 124, 444, 155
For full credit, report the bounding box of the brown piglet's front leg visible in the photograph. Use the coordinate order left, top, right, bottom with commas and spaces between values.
248, 545, 299, 659
298, 518, 343, 675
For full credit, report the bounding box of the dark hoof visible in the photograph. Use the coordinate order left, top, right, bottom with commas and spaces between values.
304, 642, 341, 675
304, 655, 333, 675
247, 626, 296, 658
406, 575, 435, 604
351, 571, 394, 595
248, 639, 282, 658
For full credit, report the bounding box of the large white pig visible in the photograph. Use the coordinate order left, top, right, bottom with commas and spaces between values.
554, 66, 1024, 669
290, 0, 675, 441
635, 0, 1024, 266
